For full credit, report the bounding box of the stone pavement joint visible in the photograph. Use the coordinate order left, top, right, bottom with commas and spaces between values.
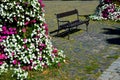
98, 57, 120, 80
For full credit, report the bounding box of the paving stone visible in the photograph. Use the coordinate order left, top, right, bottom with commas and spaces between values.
98, 57, 120, 80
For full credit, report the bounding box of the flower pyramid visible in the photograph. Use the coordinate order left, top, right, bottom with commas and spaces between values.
90, 0, 120, 21
0, 0, 65, 79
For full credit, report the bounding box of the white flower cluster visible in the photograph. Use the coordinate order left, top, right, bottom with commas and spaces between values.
109, 12, 120, 21
0, 25, 2, 31
0, 0, 44, 27
13, 67, 28, 80
0, 62, 8, 75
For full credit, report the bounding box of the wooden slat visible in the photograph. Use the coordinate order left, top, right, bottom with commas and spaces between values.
56, 9, 78, 18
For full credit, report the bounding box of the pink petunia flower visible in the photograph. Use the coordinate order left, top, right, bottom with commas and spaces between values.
43, 23, 48, 35
16, 2, 20, 5
18, 61, 20, 65
39, 48, 43, 51
35, 36, 40, 39
22, 28, 26, 33
23, 44, 28, 50
13, 28, 16, 31
0, 54, 6, 60
39, 57, 42, 61
0, 38, 3, 42
41, 3, 45, 8
0, 61, 3, 65
24, 21, 30, 26
43, 23, 48, 27
1, 36, 7, 39
9, 27, 13, 31
2, 26, 7, 31
30, 60, 33, 63
52, 48, 58, 53
30, 19, 36, 23
12, 52, 14, 56
38, 0, 42, 3
23, 38, 27, 42
22, 65, 32, 71
14, 17, 17, 22
38, 0, 45, 7
12, 59, 17, 65
58, 62, 61, 67
40, 43, 46, 47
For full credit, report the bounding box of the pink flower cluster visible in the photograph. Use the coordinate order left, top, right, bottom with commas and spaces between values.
102, 4, 115, 18
38, 43, 46, 51
24, 19, 36, 26
38, 0, 45, 8
52, 48, 58, 56
0, 26, 17, 42
43, 23, 48, 35
0, 53, 7, 65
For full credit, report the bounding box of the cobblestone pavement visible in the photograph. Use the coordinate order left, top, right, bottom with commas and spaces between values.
98, 57, 120, 80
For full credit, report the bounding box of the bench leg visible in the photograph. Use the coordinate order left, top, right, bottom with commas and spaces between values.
68, 28, 70, 40
57, 30, 59, 35
57, 27, 60, 35
86, 22, 89, 32
76, 26, 78, 29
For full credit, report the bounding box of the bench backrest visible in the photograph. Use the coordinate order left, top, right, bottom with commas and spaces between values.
56, 9, 78, 18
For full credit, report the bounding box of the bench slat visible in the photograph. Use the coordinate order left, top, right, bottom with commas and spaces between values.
56, 9, 78, 18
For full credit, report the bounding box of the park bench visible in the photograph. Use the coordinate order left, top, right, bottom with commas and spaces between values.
50, 9, 90, 39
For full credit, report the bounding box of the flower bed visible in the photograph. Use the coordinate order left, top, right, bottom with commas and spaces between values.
0, 0, 65, 80
90, 0, 120, 21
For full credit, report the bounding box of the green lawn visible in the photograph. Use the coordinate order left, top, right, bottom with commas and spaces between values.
0, 1, 120, 80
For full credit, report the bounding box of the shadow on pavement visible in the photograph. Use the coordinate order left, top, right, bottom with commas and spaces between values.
102, 28, 120, 35
102, 27, 120, 45
106, 38, 120, 45
50, 29, 81, 37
